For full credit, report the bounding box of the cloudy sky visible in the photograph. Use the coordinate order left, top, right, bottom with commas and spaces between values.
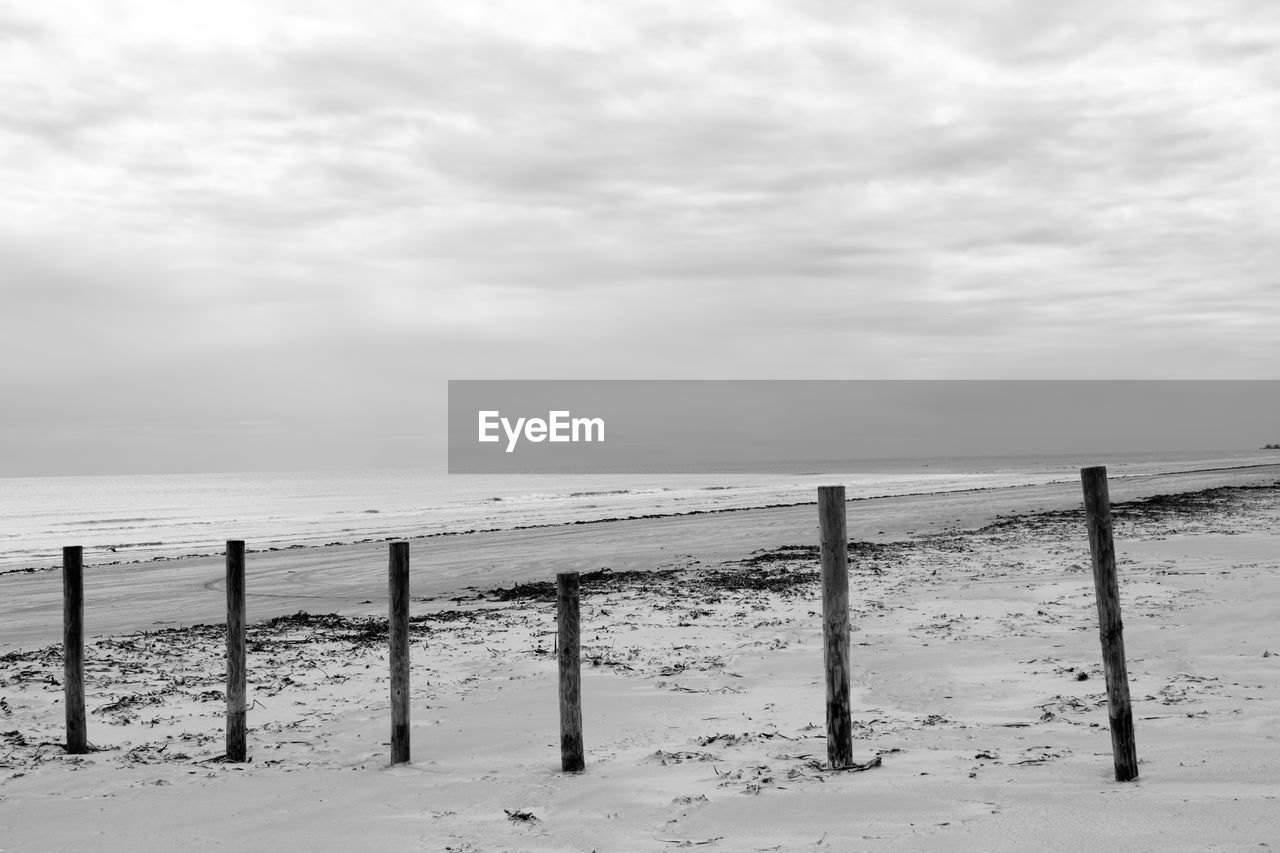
2, 1, 1278, 475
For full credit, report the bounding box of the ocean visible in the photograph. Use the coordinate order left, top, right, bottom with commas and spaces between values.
1, 449, 1274, 572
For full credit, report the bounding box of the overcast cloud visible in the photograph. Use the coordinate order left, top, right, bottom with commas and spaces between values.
2, 1, 1278, 474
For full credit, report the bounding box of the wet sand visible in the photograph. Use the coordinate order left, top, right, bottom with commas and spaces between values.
3, 463, 1277, 649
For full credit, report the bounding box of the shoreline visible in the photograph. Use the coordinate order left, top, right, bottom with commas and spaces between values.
4, 460, 1278, 577
2, 468, 1277, 850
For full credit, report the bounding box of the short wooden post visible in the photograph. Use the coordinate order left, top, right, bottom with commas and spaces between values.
819, 486, 853, 769
62, 546, 87, 754
225, 540, 247, 762
1080, 466, 1139, 782
389, 541, 410, 765
557, 571, 585, 773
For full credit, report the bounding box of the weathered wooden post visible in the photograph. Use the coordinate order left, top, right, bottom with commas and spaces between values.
389, 541, 411, 765
1080, 466, 1139, 782
62, 545, 87, 754
818, 486, 853, 769
225, 540, 247, 762
557, 571, 585, 772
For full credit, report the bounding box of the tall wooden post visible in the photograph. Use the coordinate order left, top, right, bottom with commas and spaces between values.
819, 486, 853, 769
62, 545, 87, 754
389, 541, 411, 765
225, 540, 247, 762
557, 571, 585, 773
1080, 466, 1139, 782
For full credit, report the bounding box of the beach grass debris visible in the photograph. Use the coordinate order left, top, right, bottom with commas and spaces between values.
485, 567, 681, 601
659, 836, 724, 846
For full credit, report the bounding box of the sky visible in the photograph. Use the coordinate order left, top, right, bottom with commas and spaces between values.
2, 1, 1278, 475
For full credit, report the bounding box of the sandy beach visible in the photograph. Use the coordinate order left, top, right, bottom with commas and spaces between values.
2, 464, 1279, 851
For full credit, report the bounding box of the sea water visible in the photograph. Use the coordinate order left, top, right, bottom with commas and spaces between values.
0, 449, 1273, 572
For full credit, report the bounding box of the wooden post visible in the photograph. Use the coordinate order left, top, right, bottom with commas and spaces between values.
1080, 466, 1139, 782
62, 545, 87, 754
557, 571, 585, 773
389, 541, 410, 765
819, 486, 853, 769
225, 540, 247, 762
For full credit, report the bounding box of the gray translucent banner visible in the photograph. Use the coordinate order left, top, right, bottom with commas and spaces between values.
447, 380, 1280, 474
